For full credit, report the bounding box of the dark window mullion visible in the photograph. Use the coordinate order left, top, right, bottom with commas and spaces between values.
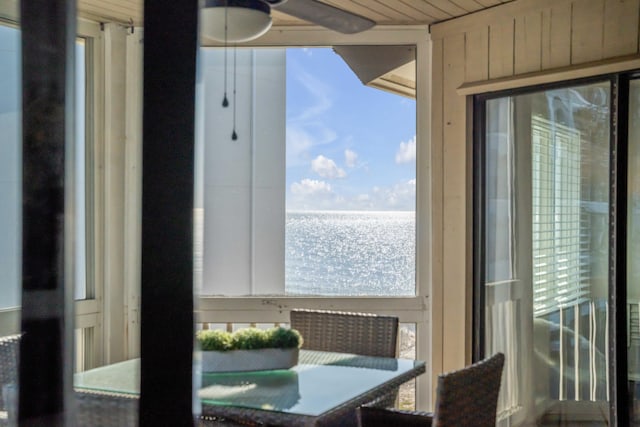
139, 1, 198, 426
609, 74, 630, 427
20, 0, 77, 424
473, 94, 487, 362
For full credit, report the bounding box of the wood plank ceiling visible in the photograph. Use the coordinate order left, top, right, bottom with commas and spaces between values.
77, 0, 513, 28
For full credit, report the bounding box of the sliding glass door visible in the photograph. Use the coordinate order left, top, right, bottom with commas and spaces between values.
476, 81, 612, 425
628, 79, 640, 425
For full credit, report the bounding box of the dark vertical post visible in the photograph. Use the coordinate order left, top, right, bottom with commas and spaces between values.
20, 0, 76, 425
471, 95, 486, 362
609, 75, 629, 427
140, 1, 198, 426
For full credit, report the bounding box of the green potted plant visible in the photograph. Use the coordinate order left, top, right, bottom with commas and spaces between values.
196, 326, 303, 372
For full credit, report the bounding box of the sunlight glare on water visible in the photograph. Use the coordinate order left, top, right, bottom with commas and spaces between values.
285, 211, 415, 296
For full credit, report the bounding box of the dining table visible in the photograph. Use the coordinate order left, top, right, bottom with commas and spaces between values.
74, 349, 426, 426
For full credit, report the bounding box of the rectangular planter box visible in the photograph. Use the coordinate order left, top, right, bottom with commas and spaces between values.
201, 348, 299, 373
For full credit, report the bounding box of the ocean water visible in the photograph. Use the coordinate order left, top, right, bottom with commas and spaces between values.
285, 211, 415, 296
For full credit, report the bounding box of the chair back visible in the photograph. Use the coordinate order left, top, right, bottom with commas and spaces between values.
0, 334, 20, 412
0, 335, 19, 384
290, 309, 400, 425
289, 309, 398, 358
432, 352, 505, 427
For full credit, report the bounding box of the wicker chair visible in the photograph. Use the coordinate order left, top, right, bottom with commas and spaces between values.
290, 309, 399, 426
0, 334, 20, 426
290, 309, 399, 358
358, 352, 505, 427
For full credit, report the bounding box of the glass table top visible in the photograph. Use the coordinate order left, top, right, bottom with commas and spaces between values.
74, 350, 425, 418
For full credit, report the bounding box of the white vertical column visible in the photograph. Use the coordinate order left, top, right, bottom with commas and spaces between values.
202, 49, 285, 296
102, 23, 128, 363
124, 27, 144, 359
251, 49, 286, 295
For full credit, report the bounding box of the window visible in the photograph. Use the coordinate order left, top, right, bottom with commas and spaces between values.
195, 32, 428, 410
477, 81, 611, 425
0, 19, 96, 359
195, 46, 416, 297
0, 26, 89, 309
0, 23, 21, 311
75, 36, 88, 300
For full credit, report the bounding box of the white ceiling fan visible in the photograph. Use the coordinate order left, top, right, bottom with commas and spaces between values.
201, 0, 376, 43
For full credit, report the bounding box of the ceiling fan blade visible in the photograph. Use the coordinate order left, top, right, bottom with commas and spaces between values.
272, 0, 375, 34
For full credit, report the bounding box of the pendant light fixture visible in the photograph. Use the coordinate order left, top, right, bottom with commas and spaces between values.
221, 2, 230, 108
201, 0, 273, 43
231, 46, 238, 140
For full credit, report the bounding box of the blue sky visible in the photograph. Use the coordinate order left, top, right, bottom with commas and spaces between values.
285, 48, 416, 212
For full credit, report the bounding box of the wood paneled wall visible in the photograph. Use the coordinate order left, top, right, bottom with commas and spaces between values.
428, 0, 640, 394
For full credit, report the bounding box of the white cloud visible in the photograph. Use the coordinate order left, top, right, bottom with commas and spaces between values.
395, 135, 416, 164
311, 155, 346, 179
288, 178, 339, 210
369, 179, 416, 210
287, 178, 416, 211
290, 179, 332, 196
344, 149, 358, 168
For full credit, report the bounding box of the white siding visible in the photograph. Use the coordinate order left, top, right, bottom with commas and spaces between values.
429, 0, 640, 391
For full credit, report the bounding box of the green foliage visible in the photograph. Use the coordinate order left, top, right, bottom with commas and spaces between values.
196, 327, 303, 352
268, 326, 303, 349
196, 329, 233, 351
232, 328, 270, 350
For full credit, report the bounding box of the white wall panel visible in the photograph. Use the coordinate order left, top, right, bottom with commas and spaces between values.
541, 3, 571, 70
489, 18, 515, 79
201, 49, 286, 296
514, 10, 542, 74
430, 0, 640, 384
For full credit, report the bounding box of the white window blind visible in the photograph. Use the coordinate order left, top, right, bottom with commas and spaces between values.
531, 116, 589, 316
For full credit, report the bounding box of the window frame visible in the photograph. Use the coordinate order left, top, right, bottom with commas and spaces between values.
197, 25, 432, 409
0, 12, 22, 337
472, 72, 637, 425
74, 18, 103, 371
0, 3, 104, 367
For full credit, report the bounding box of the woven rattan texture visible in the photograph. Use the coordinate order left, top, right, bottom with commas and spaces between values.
0, 335, 19, 383
290, 309, 400, 425
0, 335, 20, 413
432, 352, 505, 427
359, 352, 505, 427
290, 309, 398, 358
75, 391, 138, 426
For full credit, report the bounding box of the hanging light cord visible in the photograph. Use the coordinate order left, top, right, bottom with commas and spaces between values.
232, 46, 238, 140
222, 1, 229, 107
